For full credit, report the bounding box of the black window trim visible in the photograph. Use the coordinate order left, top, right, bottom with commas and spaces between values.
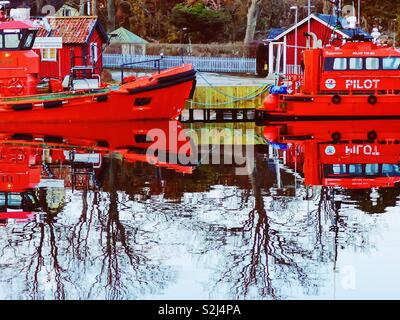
0, 29, 38, 51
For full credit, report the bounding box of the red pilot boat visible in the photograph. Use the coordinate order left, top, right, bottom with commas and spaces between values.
261, 2, 400, 121
0, 19, 196, 123
264, 120, 400, 189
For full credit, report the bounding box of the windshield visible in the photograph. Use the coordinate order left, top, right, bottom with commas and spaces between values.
0, 30, 37, 50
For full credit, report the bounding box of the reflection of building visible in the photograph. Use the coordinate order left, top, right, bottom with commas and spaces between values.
45, 188, 66, 211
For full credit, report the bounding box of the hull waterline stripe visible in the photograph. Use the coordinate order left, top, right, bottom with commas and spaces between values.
283, 96, 314, 102
157, 70, 197, 84
127, 74, 196, 95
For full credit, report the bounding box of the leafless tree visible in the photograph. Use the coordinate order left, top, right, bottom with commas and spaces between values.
244, 0, 263, 43
107, 0, 115, 31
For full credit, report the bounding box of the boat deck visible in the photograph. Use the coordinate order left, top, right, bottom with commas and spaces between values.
1, 88, 110, 103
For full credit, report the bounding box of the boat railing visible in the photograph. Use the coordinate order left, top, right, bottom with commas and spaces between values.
120, 56, 164, 84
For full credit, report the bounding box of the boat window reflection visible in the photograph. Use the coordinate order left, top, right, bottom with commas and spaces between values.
349, 164, 363, 175
365, 164, 380, 176
324, 164, 400, 178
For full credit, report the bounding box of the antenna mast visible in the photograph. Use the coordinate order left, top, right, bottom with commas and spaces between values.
327, 0, 343, 29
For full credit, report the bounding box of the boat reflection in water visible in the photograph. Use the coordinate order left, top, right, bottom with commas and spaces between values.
264, 120, 400, 213
0, 120, 400, 299
0, 120, 194, 222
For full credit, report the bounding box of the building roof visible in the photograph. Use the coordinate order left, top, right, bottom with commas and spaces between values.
316, 14, 371, 39
37, 16, 108, 44
266, 28, 288, 41
63, 0, 80, 9
0, 20, 36, 30
269, 14, 371, 41
109, 27, 148, 44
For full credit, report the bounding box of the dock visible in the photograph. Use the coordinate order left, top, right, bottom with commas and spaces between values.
179, 108, 256, 123
179, 72, 272, 123
110, 70, 273, 123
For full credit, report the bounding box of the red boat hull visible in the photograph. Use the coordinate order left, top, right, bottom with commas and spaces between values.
0, 65, 196, 123
264, 119, 400, 142
263, 94, 400, 121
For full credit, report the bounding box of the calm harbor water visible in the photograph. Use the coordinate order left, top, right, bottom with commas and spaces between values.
0, 120, 399, 300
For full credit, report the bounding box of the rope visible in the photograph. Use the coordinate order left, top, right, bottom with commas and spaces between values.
195, 71, 270, 99
190, 70, 272, 106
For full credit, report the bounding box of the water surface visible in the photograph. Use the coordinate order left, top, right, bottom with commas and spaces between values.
0, 120, 399, 300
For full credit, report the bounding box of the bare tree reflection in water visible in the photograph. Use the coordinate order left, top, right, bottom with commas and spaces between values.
21, 189, 67, 300
212, 154, 384, 300
0, 144, 393, 299
88, 156, 170, 300
0, 156, 174, 300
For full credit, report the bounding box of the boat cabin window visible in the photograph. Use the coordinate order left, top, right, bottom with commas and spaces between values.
366, 58, 380, 70
349, 58, 363, 70
382, 57, 400, 70
324, 164, 400, 178
333, 58, 347, 70
324, 57, 400, 71
3, 32, 21, 49
0, 30, 37, 50
23, 32, 35, 48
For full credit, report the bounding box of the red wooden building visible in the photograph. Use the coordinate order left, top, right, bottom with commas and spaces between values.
36, 16, 108, 80
265, 14, 370, 75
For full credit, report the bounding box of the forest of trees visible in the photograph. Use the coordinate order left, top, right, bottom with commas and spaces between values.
19, 1, 400, 44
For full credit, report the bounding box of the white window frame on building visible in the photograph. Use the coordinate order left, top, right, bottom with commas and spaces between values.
90, 43, 98, 64
41, 48, 57, 62
63, 8, 72, 16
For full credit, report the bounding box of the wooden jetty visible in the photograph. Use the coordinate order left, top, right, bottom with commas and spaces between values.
179, 108, 259, 123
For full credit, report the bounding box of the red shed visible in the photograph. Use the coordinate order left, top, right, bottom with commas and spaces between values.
266, 14, 371, 75
35, 16, 108, 80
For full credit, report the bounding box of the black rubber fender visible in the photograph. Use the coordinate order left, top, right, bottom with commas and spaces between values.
96, 95, 108, 103
367, 130, 378, 142
368, 94, 378, 105
331, 132, 341, 143
332, 94, 341, 104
